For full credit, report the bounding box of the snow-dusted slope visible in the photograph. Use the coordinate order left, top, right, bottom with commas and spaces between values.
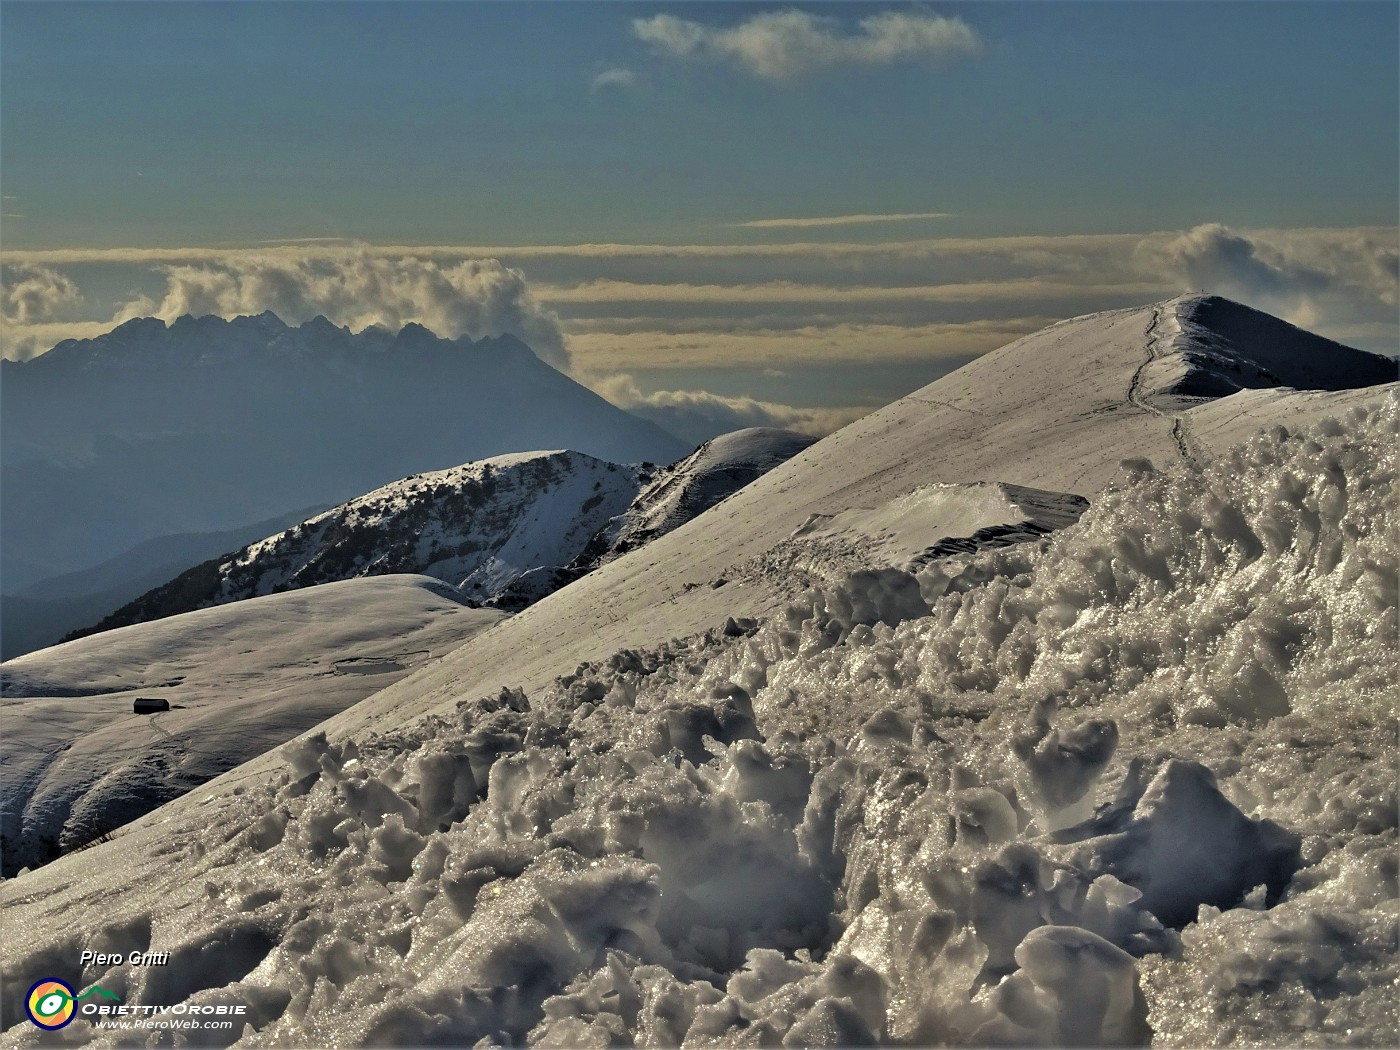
77, 452, 651, 634
0, 576, 503, 875
0, 297, 1394, 1047
0, 313, 686, 591
604, 428, 817, 561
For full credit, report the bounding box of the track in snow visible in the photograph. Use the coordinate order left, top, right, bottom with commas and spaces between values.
1126, 302, 1201, 464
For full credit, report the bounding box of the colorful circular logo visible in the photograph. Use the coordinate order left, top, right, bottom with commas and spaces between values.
27, 979, 77, 1030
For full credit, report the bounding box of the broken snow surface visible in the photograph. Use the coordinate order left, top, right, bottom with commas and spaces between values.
0, 297, 1396, 1049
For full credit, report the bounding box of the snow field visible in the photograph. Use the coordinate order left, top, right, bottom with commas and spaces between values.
5, 395, 1393, 1047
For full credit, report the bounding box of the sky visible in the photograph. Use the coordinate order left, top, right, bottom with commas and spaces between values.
2, 1, 1396, 436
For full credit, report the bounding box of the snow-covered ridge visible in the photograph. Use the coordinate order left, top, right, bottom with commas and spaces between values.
267, 297, 1397, 755
76, 432, 823, 636
2, 399, 1392, 1046
1136, 294, 1395, 410
73, 451, 649, 635
604, 428, 818, 561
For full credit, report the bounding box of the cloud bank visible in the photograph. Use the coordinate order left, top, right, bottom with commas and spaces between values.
633, 9, 984, 81
732, 212, 951, 229
3, 226, 1393, 376
1139, 223, 1398, 333
593, 373, 866, 446
120, 251, 571, 370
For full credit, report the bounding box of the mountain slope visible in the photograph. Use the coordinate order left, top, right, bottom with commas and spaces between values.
0, 297, 1395, 1047
603, 427, 818, 561
71, 430, 823, 636
301, 295, 1394, 740
1, 435, 819, 868
0, 576, 504, 876
75, 452, 651, 633
1136, 293, 1395, 408
0, 313, 686, 591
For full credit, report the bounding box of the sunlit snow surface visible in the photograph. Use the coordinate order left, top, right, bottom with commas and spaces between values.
3, 397, 1394, 1047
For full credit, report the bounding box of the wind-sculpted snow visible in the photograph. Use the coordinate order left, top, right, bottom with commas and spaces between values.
4, 399, 1393, 1047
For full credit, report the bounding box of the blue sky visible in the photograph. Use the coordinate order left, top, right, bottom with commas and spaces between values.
4, 2, 1395, 246
2, 2, 1396, 432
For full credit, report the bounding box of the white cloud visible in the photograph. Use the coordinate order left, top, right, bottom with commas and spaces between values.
117, 250, 572, 371
0, 233, 1150, 266
633, 8, 984, 81
593, 373, 866, 445
1, 264, 80, 324
1138, 222, 1399, 334
732, 211, 951, 228
591, 67, 637, 91
1146, 223, 1329, 300
0, 320, 117, 360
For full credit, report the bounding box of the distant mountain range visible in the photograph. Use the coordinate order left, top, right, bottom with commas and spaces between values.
68, 429, 817, 637
0, 506, 328, 660
1, 313, 688, 655
0, 312, 687, 594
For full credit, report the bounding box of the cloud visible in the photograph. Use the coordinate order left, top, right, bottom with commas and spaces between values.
732, 211, 951, 229
0, 232, 1152, 267
1139, 222, 1398, 333
567, 318, 1048, 372
0, 320, 118, 361
118, 250, 572, 371
1, 264, 80, 324
535, 277, 1167, 305
4, 225, 1393, 363
593, 373, 866, 446
633, 8, 984, 81
1147, 223, 1330, 299
591, 67, 637, 91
